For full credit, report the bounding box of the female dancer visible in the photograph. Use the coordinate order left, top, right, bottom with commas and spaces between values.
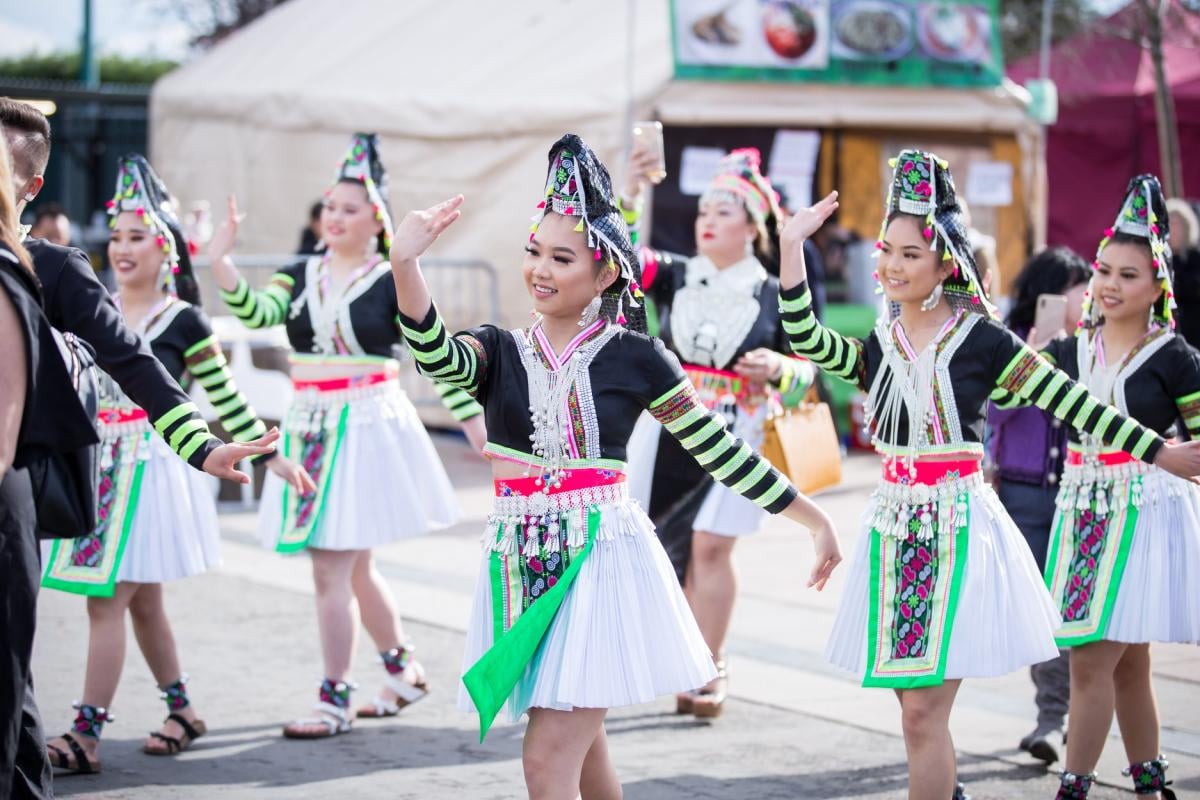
623, 148, 814, 717
778, 150, 1200, 799
1038, 175, 1198, 800
212, 133, 484, 738
390, 134, 841, 799
40, 155, 313, 774
989, 247, 1090, 763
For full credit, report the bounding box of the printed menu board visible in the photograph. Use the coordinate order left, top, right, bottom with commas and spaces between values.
671, 0, 1003, 87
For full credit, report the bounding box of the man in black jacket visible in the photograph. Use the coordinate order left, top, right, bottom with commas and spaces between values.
1, 97, 275, 799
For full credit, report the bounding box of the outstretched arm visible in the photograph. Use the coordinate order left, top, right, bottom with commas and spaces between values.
993, 339, 1200, 479
645, 346, 842, 589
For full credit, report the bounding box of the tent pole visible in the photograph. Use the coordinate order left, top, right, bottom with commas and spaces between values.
623, 0, 636, 155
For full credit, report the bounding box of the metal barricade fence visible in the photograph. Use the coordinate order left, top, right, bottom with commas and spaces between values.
191, 254, 500, 426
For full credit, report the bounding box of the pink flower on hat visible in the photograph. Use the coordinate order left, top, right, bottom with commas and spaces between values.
914, 181, 932, 197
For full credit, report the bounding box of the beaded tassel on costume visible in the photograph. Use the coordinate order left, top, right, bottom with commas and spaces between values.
160, 675, 191, 712
1055, 771, 1095, 799
380, 646, 413, 675
71, 702, 113, 739
1125, 755, 1176, 797
318, 678, 352, 710
522, 327, 591, 491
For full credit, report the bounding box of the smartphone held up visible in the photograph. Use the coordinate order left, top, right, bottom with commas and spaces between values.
1031, 293, 1068, 349
632, 121, 667, 184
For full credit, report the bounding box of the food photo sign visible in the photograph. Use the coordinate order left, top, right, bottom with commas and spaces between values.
671, 0, 1003, 87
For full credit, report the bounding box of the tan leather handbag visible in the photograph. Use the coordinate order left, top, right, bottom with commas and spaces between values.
760, 386, 843, 496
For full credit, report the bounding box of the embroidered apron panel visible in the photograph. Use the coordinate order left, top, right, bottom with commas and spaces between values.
43, 432, 150, 597
277, 402, 350, 553
465, 507, 599, 742
1045, 477, 1140, 647
864, 492, 970, 689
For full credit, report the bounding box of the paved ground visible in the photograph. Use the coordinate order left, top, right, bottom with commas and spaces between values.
31, 435, 1200, 799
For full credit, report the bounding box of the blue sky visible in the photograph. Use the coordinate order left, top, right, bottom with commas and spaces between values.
1, 0, 191, 59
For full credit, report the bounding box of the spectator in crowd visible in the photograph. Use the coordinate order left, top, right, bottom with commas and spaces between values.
1167, 198, 1200, 350
28, 203, 70, 246
297, 199, 324, 255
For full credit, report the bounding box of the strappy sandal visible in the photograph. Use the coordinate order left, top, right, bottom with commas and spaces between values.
283, 702, 354, 739
143, 713, 207, 756
691, 659, 728, 719
47, 732, 101, 775
356, 664, 429, 718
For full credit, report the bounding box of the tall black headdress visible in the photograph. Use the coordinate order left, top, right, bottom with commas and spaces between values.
327, 132, 393, 256
532, 134, 646, 334
1083, 174, 1174, 329
873, 149, 992, 318
106, 154, 200, 306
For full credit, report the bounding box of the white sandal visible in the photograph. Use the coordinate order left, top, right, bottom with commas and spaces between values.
356, 666, 429, 719
282, 702, 353, 739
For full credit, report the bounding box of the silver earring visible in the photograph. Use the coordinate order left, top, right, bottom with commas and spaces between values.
920, 282, 944, 312
579, 295, 602, 327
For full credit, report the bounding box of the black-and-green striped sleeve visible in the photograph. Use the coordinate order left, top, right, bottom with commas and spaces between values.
184, 335, 269, 446
648, 378, 796, 513
779, 281, 864, 387
995, 346, 1165, 463
397, 304, 483, 394
219, 273, 294, 329
1176, 389, 1200, 438
435, 382, 483, 421
151, 401, 223, 469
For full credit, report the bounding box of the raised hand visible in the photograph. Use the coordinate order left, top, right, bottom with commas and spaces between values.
266, 452, 318, 494
208, 194, 243, 264
623, 140, 662, 201
781, 190, 838, 249
779, 191, 838, 290
201, 428, 280, 484
389, 195, 465, 265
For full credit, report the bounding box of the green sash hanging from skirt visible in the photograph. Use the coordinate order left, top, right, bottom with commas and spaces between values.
276, 403, 349, 553
43, 432, 150, 597
463, 506, 599, 742
863, 491, 970, 689
1044, 476, 1141, 647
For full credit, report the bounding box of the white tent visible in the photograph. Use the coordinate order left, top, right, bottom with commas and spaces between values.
152, 0, 1035, 326
151, 0, 673, 326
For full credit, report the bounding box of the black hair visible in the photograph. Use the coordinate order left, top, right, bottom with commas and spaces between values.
309, 200, 324, 222
1006, 247, 1090, 332
33, 202, 67, 224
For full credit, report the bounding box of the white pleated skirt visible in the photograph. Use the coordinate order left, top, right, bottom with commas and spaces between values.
627, 406, 769, 538
1070, 468, 1200, 644
257, 381, 460, 551
825, 484, 1062, 680
40, 432, 223, 584
457, 499, 717, 722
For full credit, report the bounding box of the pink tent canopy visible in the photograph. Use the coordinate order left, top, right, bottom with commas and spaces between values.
1008, 0, 1200, 257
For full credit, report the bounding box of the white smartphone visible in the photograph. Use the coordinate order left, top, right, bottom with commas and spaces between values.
1032, 293, 1068, 348
632, 121, 667, 184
